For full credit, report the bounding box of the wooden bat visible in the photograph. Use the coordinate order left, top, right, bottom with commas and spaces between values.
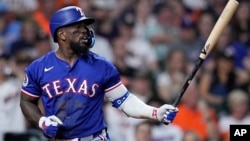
172, 0, 239, 107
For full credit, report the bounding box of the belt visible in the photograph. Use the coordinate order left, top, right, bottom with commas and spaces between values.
51, 129, 108, 141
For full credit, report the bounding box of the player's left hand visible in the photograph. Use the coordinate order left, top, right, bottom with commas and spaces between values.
39, 115, 63, 138
157, 104, 178, 124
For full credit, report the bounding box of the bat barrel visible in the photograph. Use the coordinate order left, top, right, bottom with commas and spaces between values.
199, 0, 239, 59
172, 0, 239, 107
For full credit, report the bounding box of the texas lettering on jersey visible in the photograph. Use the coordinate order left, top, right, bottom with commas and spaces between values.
42, 78, 99, 98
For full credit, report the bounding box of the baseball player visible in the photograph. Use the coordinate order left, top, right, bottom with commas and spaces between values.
20, 6, 178, 141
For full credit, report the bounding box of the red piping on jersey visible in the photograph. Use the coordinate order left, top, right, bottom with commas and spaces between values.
104, 81, 122, 92
21, 89, 40, 98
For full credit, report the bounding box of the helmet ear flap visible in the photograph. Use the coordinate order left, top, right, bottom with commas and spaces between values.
88, 28, 95, 48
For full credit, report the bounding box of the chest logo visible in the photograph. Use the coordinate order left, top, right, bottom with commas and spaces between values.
44, 66, 54, 72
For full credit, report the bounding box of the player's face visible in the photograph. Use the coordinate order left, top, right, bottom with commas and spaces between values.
65, 22, 90, 55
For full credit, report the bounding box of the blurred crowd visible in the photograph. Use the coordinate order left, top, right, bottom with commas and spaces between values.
0, 0, 249, 141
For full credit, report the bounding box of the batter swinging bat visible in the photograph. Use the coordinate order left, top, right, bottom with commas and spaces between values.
172, 0, 239, 107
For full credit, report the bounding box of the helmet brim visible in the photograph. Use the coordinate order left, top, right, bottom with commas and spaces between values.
62, 17, 95, 27
78, 17, 95, 25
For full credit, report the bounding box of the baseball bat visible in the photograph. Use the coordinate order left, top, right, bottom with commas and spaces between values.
172, 0, 239, 107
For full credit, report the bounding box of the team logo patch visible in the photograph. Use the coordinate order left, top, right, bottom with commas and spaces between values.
23, 74, 29, 87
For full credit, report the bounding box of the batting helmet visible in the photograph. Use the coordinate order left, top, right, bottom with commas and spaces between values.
50, 6, 95, 46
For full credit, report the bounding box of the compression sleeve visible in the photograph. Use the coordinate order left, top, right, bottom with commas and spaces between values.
105, 84, 157, 120
119, 94, 157, 119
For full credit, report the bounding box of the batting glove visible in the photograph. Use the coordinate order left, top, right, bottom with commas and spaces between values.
39, 115, 63, 138
157, 104, 178, 124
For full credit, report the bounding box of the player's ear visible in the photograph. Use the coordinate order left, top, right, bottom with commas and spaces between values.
57, 29, 66, 41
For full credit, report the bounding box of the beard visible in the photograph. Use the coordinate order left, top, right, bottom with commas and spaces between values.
69, 39, 89, 56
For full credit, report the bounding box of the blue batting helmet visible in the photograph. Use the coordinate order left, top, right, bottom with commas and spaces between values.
50, 6, 95, 44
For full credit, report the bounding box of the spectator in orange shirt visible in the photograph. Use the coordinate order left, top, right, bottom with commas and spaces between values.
173, 81, 220, 141
33, 0, 57, 36
56, 0, 79, 9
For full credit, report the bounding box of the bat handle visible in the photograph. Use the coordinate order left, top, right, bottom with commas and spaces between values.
172, 58, 204, 107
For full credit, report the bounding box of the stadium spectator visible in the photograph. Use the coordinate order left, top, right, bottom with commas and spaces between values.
134, 121, 152, 141
33, 0, 56, 36
232, 0, 250, 46
0, 55, 26, 140
8, 18, 40, 57
219, 89, 250, 141
111, 37, 136, 88
196, 11, 216, 48
90, 0, 118, 41
156, 48, 188, 103
133, 0, 155, 39
171, 16, 203, 63
215, 25, 248, 69
145, 2, 178, 65
198, 48, 246, 116
0, 2, 21, 52
117, 10, 159, 73
182, 130, 202, 141
173, 82, 220, 141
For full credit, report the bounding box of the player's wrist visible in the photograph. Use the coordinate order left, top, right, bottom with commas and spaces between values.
151, 108, 158, 120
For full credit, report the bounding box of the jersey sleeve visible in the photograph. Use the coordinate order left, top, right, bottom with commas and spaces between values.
21, 63, 41, 98
103, 62, 122, 92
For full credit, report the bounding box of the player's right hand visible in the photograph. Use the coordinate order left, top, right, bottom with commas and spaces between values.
39, 115, 63, 138
157, 104, 178, 125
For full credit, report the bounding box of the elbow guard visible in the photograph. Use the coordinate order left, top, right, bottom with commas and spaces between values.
111, 92, 129, 108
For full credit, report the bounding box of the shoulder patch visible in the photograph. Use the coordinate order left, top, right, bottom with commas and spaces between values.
22, 74, 29, 87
